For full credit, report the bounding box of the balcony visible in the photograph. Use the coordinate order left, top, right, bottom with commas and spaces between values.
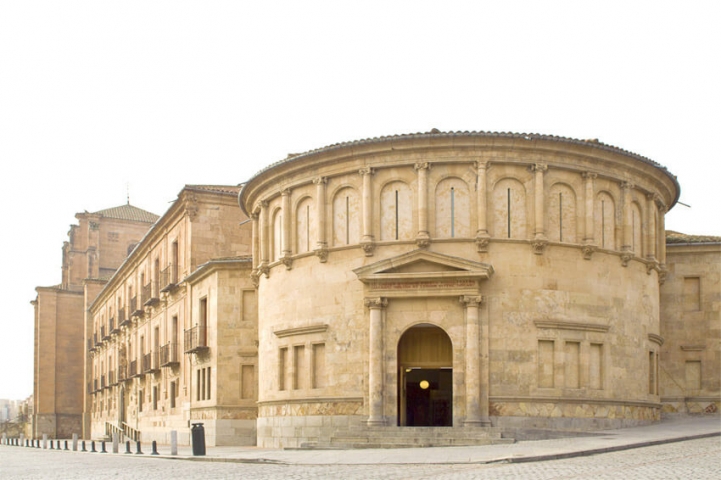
88, 339, 96, 353
93, 379, 98, 392
118, 307, 130, 328
101, 325, 110, 342
108, 370, 116, 386
143, 281, 160, 307
130, 296, 144, 318
160, 343, 180, 367
94, 333, 102, 348
184, 326, 208, 354
129, 359, 139, 378
142, 351, 159, 374
117, 365, 127, 382
160, 264, 179, 293
109, 317, 120, 335
100, 375, 106, 390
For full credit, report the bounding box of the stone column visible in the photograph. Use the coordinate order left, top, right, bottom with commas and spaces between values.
313, 177, 329, 262
657, 200, 667, 266
461, 295, 486, 426
251, 211, 259, 271
475, 161, 491, 252
281, 189, 292, 257
646, 194, 657, 261
582, 172, 597, 244
259, 201, 269, 276
365, 297, 387, 426
360, 168, 375, 256
621, 182, 634, 252
532, 163, 547, 239
415, 163, 431, 248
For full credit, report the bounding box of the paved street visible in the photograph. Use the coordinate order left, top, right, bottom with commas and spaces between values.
1, 436, 719, 479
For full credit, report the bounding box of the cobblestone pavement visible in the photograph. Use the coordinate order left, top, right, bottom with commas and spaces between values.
1, 436, 720, 479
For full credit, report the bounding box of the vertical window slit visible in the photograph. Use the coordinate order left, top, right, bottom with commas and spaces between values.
601, 200, 606, 248
395, 190, 399, 240
450, 187, 455, 238
345, 196, 350, 245
306, 205, 310, 252
507, 188, 511, 239
559, 192, 563, 242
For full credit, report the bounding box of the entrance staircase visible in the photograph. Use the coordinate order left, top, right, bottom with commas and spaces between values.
299, 426, 515, 449
101, 422, 141, 443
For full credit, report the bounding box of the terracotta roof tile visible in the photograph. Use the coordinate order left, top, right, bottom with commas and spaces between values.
92, 204, 159, 223
185, 185, 242, 196
666, 230, 721, 244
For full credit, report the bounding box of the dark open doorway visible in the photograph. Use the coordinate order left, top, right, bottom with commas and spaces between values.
398, 324, 453, 426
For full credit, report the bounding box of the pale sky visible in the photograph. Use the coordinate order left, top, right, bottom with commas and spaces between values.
0, 1, 719, 400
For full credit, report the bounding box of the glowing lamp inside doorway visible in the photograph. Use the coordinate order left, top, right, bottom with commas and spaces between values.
419, 380, 430, 390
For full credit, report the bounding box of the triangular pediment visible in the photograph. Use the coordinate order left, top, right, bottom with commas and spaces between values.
353, 250, 493, 298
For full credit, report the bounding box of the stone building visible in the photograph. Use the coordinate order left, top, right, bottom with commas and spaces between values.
31, 204, 158, 439
238, 131, 719, 448
86, 185, 257, 446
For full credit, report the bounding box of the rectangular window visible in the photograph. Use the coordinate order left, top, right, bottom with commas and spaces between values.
152, 386, 158, 410
538, 340, 554, 388
565, 342, 580, 389
279, 347, 288, 391
206, 367, 211, 400
170, 381, 176, 409
589, 343, 603, 390
138, 389, 144, 412
197, 370, 202, 401
294, 345, 306, 390
685, 361, 702, 391
312, 343, 326, 389
241, 365, 255, 399
683, 277, 701, 311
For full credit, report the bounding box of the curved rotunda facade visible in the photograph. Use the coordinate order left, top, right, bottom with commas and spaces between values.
239, 132, 679, 448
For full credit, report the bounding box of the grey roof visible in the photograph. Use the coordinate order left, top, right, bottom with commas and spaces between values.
92, 204, 159, 223
666, 230, 721, 244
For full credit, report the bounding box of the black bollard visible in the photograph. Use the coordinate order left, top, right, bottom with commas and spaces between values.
49, 440, 54, 449
81, 440, 86, 452
64, 440, 69, 451
135, 441, 143, 455
151, 440, 159, 455
90, 440, 97, 453
125, 440, 132, 454
56, 440, 60, 450
100, 441, 107, 453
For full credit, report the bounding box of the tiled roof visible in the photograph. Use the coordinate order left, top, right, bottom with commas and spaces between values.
92, 204, 159, 223
666, 230, 721, 244
247, 130, 675, 181
185, 185, 242, 196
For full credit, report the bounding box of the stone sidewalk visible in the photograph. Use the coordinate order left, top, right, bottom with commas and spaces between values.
159, 416, 720, 465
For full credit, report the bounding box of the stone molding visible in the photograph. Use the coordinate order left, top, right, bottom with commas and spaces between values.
490, 396, 661, 409
273, 324, 329, 338
257, 396, 364, 408
648, 333, 664, 346
364, 297, 388, 309
680, 345, 706, 351
534, 320, 610, 333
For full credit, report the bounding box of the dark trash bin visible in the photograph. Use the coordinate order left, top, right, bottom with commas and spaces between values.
191, 423, 206, 456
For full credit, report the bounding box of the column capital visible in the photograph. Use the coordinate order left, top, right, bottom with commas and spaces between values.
459, 295, 483, 307
251, 212, 260, 221
364, 297, 388, 309
359, 167, 375, 176
581, 171, 598, 180
620, 181, 635, 191
530, 162, 548, 173
259, 200, 269, 209
312, 177, 327, 185
475, 160, 490, 170
280, 188, 292, 197
414, 162, 431, 171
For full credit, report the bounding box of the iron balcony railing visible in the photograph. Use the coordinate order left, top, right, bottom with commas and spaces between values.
118, 307, 129, 327
109, 317, 119, 335
101, 325, 110, 341
160, 343, 180, 367
143, 281, 160, 307
184, 325, 208, 354
142, 351, 159, 373
130, 296, 143, 318
129, 360, 139, 378
160, 264, 178, 292
94, 333, 101, 347
100, 375, 106, 390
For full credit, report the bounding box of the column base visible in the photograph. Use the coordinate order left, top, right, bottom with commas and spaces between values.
366, 417, 386, 427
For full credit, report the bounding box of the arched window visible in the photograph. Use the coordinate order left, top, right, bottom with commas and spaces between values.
631, 201, 643, 255
547, 183, 577, 243
271, 208, 282, 261
434, 178, 471, 238
332, 187, 360, 246
492, 178, 527, 239
595, 192, 616, 250
296, 197, 315, 254
380, 181, 413, 241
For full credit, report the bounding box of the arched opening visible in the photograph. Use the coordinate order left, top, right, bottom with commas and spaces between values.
397, 324, 452, 427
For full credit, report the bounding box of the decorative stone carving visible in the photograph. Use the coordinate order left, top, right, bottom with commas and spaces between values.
414, 162, 431, 171
258, 263, 270, 278
532, 238, 548, 255
581, 172, 598, 180
315, 244, 329, 263
415, 232, 431, 249
364, 297, 388, 309
582, 244, 596, 260
657, 265, 668, 285
185, 192, 199, 221
620, 251, 633, 267
459, 295, 483, 307
360, 241, 375, 257
530, 162, 548, 173
250, 269, 260, 288
280, 255, 293, 270
475, 234, 490, 253
358, 167, 375, 176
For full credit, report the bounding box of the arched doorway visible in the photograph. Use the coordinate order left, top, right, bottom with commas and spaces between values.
397, 324, 453, 426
